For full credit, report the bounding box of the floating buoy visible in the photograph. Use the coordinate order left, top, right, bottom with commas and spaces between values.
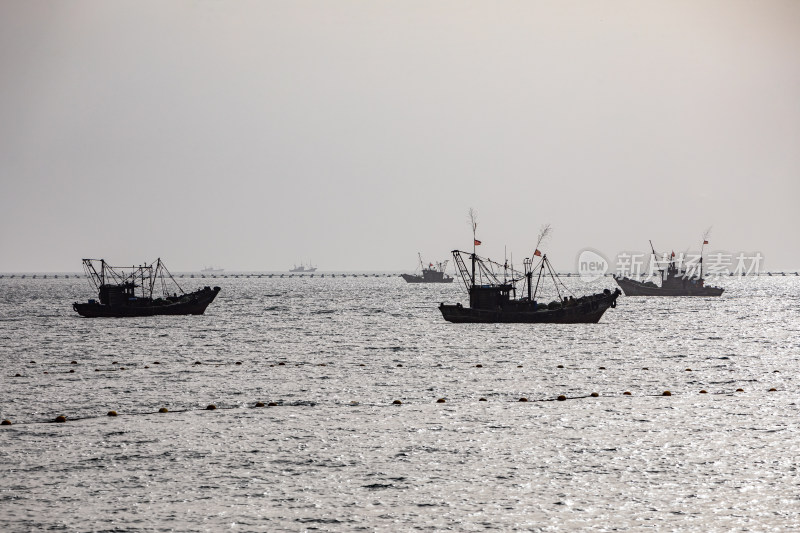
278, 362, 285, 366
107, 410, 117, 417
662, 391, 671, 396
519, 397, 528, 402
235, 361, 242, 365
479, 398, 487, 401
153, 361, 160, 364
69, 369, 74, 373
773, 370, 780, 373
268, 402, 278, 407
623, 391, 631, 395
397, 364, 403, 367
769, 388, 777, 392
30, 361, 35, 364
194, 361, 202, 365
590, 392, 599, 397
269, 364, 274, 367
255, 402, 265, 407
736, 388, 744, 392
159, 407, 168, 413
436, 398, 446, 403
319, 363, 326, 366
71, 361, 77, 365
14, 373, 21, 377
94, 369, 99, 372
350, 401, 359, 406
557, 365, 564, 369
1, 420, 10, 426
54, 415, 66, 423
119, 367, 125, 371
144, 366, 149, 369
557, 395, 566, 401
392, 400, 402, 405
206, 404, 217, 410
475, 364, 482, 368
700, 390, 708, 394
642, 367, 649, 370
359, 364, 365, 367
517, 365, 523, 368
43, 371, 48, 374
599, 366, 606, 370
685, 368, 692, 372
112, 361, 118, 364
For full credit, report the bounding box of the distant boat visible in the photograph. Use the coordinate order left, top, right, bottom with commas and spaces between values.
201, 266, 224, 274
401, 253, 454, 283
614, 239, 724, 296
290, 262, 317, 272
73, 259, 220, 317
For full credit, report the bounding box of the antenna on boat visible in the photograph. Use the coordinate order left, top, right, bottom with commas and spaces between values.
468, 208, 478, 286
531, 224, 551, 263
503, 245, 507, 284
700, 227, 711, 279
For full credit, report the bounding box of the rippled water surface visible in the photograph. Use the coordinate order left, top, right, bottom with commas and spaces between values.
1, 275, 799, 531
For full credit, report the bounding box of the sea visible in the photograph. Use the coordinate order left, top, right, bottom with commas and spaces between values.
1, 274, 799, 531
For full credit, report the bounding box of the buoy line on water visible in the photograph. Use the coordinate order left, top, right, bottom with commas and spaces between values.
9, 360, 784, 375
0, 388, 783, 427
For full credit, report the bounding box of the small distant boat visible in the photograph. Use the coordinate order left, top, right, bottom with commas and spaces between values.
290, 262, 317, 273
614, 239, 724, 297
73, 259, 220, 317
401, 253, 454, 283
200, 266, 224, 274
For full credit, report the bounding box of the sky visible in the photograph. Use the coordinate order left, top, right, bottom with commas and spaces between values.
1, 1, 798, 272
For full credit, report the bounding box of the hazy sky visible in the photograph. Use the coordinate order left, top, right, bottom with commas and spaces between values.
1, 1, 798, 272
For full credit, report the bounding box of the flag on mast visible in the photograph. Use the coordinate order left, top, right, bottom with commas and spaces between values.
534, 249, 542, 257
703, 240, 709, 245
474, 239, 481, 246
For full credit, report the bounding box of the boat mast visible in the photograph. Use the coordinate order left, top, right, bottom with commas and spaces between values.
649, 240, 664, 282
524, 258, 532, 300
699, 228, 710, 280
469, 208, 477, 287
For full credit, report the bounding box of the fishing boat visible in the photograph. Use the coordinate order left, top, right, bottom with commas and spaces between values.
401, 253, 454, 283
289, 262, 317, 273
439, 249, 620, 324
614, 239, 724, 296
73, 259, 221, 317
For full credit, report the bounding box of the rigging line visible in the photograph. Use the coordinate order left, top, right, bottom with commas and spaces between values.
159, 259, 185, 295
544, 258, 564, 301
546, 258, 577, 298
533, 263, 544, 301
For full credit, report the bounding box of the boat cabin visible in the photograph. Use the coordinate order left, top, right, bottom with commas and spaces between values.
469, 284, 514, 309
98, 283, 138, 306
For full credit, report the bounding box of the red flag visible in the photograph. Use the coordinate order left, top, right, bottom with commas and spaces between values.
703, 240, 709, 245
474, 239, 481, 246
534, 249, 542, 257
671, 251, 675, 257
429, 263, 433, 267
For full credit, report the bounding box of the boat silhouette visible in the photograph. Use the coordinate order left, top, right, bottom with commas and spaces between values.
401, 253, 454, 283
73, 259, 220, 317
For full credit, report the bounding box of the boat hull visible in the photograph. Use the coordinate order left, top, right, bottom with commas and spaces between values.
401, 274, 454, 283
439, 290, 620, 324
614, 277, 724, 296
73, 287, 221, 317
